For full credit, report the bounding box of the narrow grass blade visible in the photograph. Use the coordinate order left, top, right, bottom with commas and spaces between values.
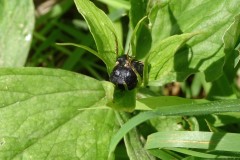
109, 99, 240, 153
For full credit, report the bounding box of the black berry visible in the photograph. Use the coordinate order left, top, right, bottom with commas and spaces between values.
109, 55, 144, 90
110, 65, 137, 90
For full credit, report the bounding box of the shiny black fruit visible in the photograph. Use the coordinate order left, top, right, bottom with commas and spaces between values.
109, 55, 144, 90
110, 65, 138, 90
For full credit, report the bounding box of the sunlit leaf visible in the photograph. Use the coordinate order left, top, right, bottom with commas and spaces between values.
74, 0, 123, 73
0, 68, 118, 159
169, 0, 240, 81
148, 0, 240, 83
148, 33, 197, 85
0, 0, 34, 66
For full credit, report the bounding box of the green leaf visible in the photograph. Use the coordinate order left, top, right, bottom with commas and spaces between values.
206, 112, 240, 128
223, 14, 240, 53
98, 0, 130, 10
166, 148, 235, 159
115, 112, 155, 160
207, 74, 237, 100
56, 42, 98, 57
0, 68, 118, 159
139, 96, 207, 109
107, 89, 136, 112
223, 13, 240, 79
130, 16, 148, 58
148, 2, 177, 44
0, 0, 35, 66
146, 131, 240, 153
148, 33, 198, 85
150, 116, 186, 132
109, 99, 240, 153
169, 0, 240, 82
129, 0, 148, 28
136, 95, 208, 110
148, 0, 240, 83
207, 14, 240, 100
129, 0, 151, 60
148, 149, 182, 160
74, 0, 123, 73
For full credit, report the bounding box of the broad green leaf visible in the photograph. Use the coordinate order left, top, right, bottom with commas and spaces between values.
0, 0, 34, 66
148, 33, 198, 85
223, 13, 240, 79
74, 0, 123, 73
0, 68, 118, 159
148, 1, 176, 44
169, 0, 240, 82
207, 14, 240, 99
148, 0, 240, 83
109, 99, 240, 153
223, 14, 240, 54
146, 131, 240, 153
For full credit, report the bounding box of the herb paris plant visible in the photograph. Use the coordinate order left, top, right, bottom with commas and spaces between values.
0, 0, 240, 159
